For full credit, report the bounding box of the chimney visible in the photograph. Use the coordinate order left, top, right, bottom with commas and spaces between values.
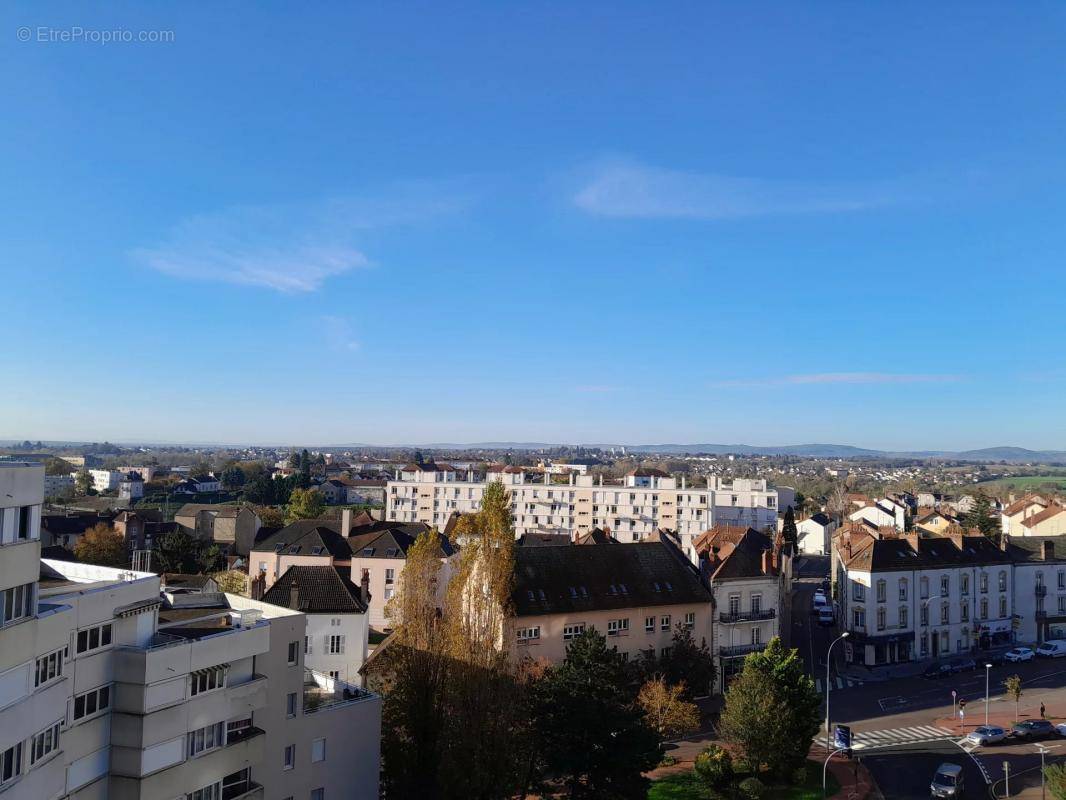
341, 508, 352, 536
360, 570, 370, 606
709, 545, 721, 569
289, 582, 299, 610
1001, 532, 1010, 552
761, 548, 771, 575
1043, 540, 1055, 561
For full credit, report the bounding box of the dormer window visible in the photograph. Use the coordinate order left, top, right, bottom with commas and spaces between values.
289, 545, 300, 554
311, 546, 323, 555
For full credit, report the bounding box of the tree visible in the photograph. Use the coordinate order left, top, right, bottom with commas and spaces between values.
251, 504, 285, 529
530, 628, 660, 799
694, 745, 734, 793
963, 493, 1000, 542
828, 484, 849, 524
189, 461, 213, 479
287, 487, 325, 522
1004, 674, 1023, 720
1044, 763, 1066, 800
719, 637, 821, 779
212, 570, 247, 595
297, 449, 312, 489
781, 506, 797, 548
44, 457, 73, 476
74, 524, 127, 568
645, 624, 716, 699
637, 677, 700, 740
153, 531, 221, 574
219, 466, 246, 490
74, 469, 93, 495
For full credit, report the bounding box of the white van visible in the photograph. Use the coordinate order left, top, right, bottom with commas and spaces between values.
817, 607, 835, 626
1036, 640, 1066, 658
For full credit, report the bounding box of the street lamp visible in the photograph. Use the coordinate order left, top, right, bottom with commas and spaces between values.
826, 631, 850, 750
1035, 743, 1061, 800
823, 743, 865, 799
985, 663, 993, 726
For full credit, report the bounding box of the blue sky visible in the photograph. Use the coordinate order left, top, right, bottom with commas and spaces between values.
2, 2, 1065, 450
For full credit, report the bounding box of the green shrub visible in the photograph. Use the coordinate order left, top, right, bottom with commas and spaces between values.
694, 745, 734, 789
791, 765, 808, 785
658, 754, 677, 768
738, 776, 765, 799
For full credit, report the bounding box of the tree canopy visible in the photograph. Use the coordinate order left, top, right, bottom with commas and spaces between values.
286, 487, 325, 522
74, 523, 127, 569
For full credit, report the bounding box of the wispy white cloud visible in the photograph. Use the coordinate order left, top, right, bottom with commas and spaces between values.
711, 372, 961, 388
132, 182, 470, 293
320, 316, 361, 352
573, 159, 902, 220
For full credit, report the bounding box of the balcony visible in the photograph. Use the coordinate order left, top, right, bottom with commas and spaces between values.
114, 621, 269, 685
720, 642, 768, 658
303, 668, 376, 714
719, 609, 776, 624
1036, 585, 1048, 597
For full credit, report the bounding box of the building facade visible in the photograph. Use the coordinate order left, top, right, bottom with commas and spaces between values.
387, 464, 779, 561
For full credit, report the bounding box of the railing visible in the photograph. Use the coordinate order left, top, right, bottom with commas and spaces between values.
719, 609, 776, 624
1037, 610, 1048, 620
302, 668, 375, 714
720, 642, 768, 658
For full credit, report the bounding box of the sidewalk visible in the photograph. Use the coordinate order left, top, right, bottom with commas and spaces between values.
811, 743, 880, 800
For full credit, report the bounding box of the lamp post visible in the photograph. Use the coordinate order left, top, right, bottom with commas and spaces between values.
823, 744, 865, 799
826, 631, 850, 750
1035, 743, 1061, 800
985, 663, 993, 725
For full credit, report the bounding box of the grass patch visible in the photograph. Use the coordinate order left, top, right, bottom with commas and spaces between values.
648, 762, 839, 800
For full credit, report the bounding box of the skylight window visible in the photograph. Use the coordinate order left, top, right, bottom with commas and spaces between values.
274, 543, 285, 553
289, 545, 300, 554
362, 548, 374, 556
311, 546, 323, 555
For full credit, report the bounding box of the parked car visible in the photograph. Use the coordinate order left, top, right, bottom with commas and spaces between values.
1036, 640, 1066, 658
812, 595, 829, 614
817, 608, 835, 626
923, 662, 953, 679
1005, 647, 1035, 663
1012, 719, 1056, 740
949, 657, 977, 673
985, 650, 1008, 666
966, 725, 1008, 746
1054, 722, 1066, 737
930, 763, 964, 799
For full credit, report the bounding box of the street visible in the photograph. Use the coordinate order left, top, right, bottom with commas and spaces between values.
790, 555, 1066, 798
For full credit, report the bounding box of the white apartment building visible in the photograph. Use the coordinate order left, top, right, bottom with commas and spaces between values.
87, 469, 125, 493
387, 464, 779, 560
835, 528, 1015, 666
0, 461, 381, 800
43, 475, 75, 500
695, 526, 791, 692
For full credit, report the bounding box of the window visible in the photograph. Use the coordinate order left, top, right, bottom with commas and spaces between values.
562, 623, 585, 641
961, 603, 969, 622
311, 737, 326, 763
940, 575, 949, 597
920, 633, 928, 656
1, 742, 22, 787
876, 580, 886, 603
607, 618, 629, 636
29, 721, 60, 766
920, 576, 929, 599
223, 769, 251, 799
190, 666, 225, 696
385, 568, 395, 584
852, 582, 865, 601
660, 615, 671, 631
1058, 596, 1065, 615
73, 684, 111, 721
311, 789, 325, 800
288, 641, 299, 665
980, 599, 988, 620
876, 606, 886, 631
287, 692, 297, 717
2, 582, 35, 626
516, 626, 540, 643
328, 635, 345, 655
1060, 571, 1066, 590
920, 604, 929, 626
1037, 571, 1045, 587
660, 646, 671, 658
980, 573, 988, 593
751, 627, 761, 646
685, 612, 695, 629
189, 781, 221, 800
227, 718, 252, 740
728, 594, 740, 615
940, 603, 950, 625
75, 622, 112, 654
17, 506, 32, 540
899, 606, 908, 628
284, 744, 295, 770
853, 608, 865, 629
899, 579, 908, 601
304, 635, 312, 655
644, 616, 654, 633
1000, 596, 1008, 618
751, 594, 762, 614
188, 722, 225, 757
999, 571, 1008, 592
35, 648, 64, 688
961, 574, 969, 596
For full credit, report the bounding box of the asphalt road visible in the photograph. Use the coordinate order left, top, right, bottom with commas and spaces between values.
861, 740, 986, 799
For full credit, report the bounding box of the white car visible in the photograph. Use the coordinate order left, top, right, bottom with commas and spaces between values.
1005, 647, 1035, 663
1037, 640, 1066, 658
966, 725, 1007, 746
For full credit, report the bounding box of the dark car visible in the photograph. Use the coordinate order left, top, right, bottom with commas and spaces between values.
923, 662, 953, 679
986, 651, 1008, 667
1012, 719, 1056, 740
950, 657, 977, 673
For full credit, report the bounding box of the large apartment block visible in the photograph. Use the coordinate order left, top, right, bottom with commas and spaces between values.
387, 464, 779, 560
0, 462, 380, 800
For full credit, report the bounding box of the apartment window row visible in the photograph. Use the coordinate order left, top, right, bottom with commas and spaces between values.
190, 665, 226, 696
35, 647, 66, 688
517, 626, 540, 643
0, 505, 38, 545
607, 618, 629, 636
1, 742, 22, 788
188, 768, 251, 800
188, 722, 225, 757
29, 721, 61, 766
327, 635, 345, 655
73, 684, 111, 721
75, 622, 112, 654
562, 623, 585, 641
2, 582, 35, 626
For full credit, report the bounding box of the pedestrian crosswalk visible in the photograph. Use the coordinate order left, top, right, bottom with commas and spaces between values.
814, 676, 864, 693
850, 725, 956, 747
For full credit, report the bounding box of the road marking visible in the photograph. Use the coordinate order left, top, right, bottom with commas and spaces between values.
851, 725, 956, 747
816, 677, 863, 693
877, 695, 910, 711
